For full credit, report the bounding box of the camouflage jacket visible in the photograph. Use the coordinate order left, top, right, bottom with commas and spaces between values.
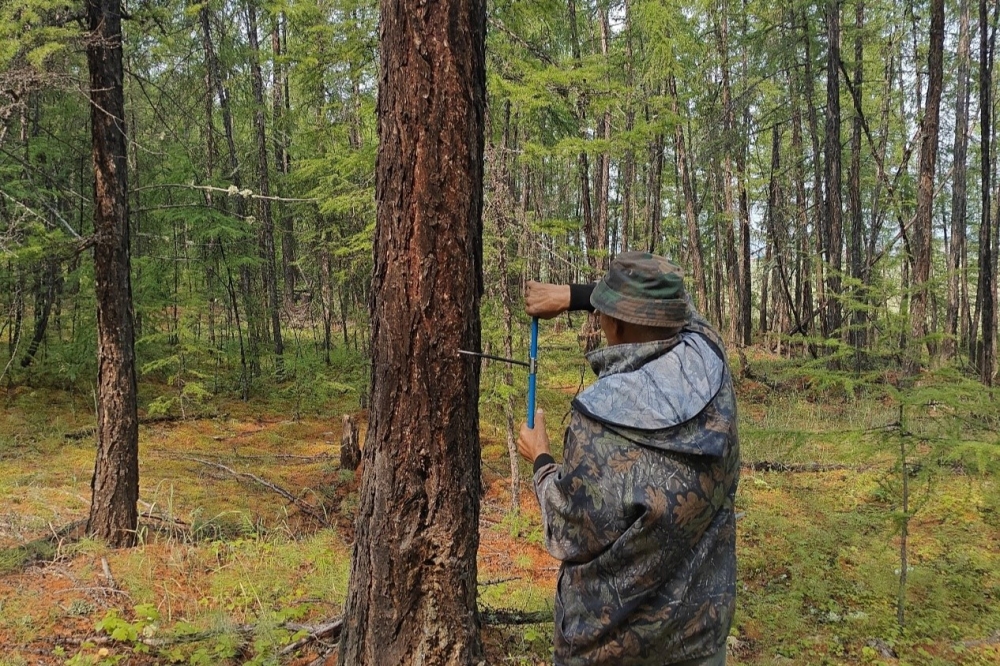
533, 317, 739, 666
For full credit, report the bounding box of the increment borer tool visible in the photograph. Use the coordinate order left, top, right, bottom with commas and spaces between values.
457, 316, 540, 428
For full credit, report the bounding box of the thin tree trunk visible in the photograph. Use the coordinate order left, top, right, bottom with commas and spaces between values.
246, 1, 284, 368
200, 6, 251, 393
717, 0, 743, 345
337, 0, 486, 659
973, 0, 998, 383
273, 17, 297, 307
906, 0, 944, 375
847, 1, 867, 364
788, 45, 812, 342
760, 241, 771, 335
86, 0, 139, 548
19, 258, 60, 368
667, 75, 708, 311
802, 10, 826, 335
946, 0, 972, 361
646, 130, 665, 252
824, 0, 844, 338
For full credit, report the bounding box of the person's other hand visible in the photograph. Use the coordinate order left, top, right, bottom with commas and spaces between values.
525, 282, 570, 319
517, 410, 551, 462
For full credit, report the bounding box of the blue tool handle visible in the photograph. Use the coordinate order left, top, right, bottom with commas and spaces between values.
527, 317, 538, 428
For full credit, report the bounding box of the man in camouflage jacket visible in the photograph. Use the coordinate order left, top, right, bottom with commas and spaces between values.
519, 252, 739, 666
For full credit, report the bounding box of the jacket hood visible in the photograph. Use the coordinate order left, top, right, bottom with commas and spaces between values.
572, 331, 728, 454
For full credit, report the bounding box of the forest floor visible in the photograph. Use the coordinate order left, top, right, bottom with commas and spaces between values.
1, 335, 999, 666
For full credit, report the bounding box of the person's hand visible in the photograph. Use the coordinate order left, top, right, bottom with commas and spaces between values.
517, 410, 551, 463
525, 282, 570, 319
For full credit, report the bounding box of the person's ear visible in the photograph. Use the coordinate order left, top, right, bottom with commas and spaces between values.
614, 318, 626, 339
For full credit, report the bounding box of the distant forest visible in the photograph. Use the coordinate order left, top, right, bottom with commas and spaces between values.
1, 0, 997, 393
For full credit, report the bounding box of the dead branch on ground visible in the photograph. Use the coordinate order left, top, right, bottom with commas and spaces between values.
180, 456, 329, 525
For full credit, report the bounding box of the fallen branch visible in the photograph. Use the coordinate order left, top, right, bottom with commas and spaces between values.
742, 461, 864, 473
279, 618, 344, 656
181, 456, 329, 525
57, 623, 254, 649
480, 608, 552, 625
58, 617, 343, 652
65, 413, 213, 440
195, 450, 333, 464
0, 519, 87, 574
959, 631, 1000, 649
100, 557, 117, 589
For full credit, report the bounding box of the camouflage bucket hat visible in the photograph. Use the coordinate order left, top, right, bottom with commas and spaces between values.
590, 252, 691, 328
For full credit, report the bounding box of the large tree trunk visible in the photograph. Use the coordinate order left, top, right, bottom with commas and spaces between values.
337, 0, 486, 659
86, 0, 139, 548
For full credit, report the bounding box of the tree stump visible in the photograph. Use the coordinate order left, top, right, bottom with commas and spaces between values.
340, 414, 360, 471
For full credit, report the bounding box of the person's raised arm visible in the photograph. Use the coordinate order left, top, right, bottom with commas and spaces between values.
525, 282, 596, 318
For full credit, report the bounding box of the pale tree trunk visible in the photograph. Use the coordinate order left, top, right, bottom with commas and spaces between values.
646, 129, 665, 253
86, 0, 139, 548
595, 6, 612, 267
337, 0, 486, 659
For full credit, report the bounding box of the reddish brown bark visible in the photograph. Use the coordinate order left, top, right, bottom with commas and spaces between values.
86, 0, 139, 548
336, 0, 486, 660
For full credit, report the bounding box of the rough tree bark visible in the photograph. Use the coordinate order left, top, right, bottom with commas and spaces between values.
974, 0, 997, 383
336, 0, 486, 660
86, 0, 139, 548
945, 0, 972, 361
906, 0, 943, 375
340, 414, 360, 471
823, 0, 844, 338
847, 0, 867, 364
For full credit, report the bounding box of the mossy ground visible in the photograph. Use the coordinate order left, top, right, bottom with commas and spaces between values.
1, 328, 998, 665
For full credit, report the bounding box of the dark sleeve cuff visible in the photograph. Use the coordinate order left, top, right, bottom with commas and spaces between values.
531, 453, 556, 474
569, 284, 597, 312
533, 453, 556, 474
